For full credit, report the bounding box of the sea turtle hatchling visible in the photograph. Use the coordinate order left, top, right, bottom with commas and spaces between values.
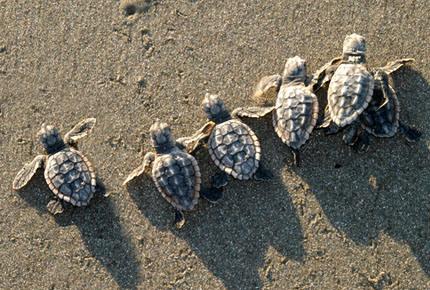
312, 33, 375, 145
12, 118, 98, 214
232, 56, 319, 166
353, 60, 421, 150
180, 94, 272, 191
123, 121, 222, 229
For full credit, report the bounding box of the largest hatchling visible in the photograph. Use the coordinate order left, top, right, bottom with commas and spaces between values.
313, 33, 418, 147
12, 118, 98, 214
312, 33, 375, 145
180, 94, 272, 192
123, 121, 221, 229
232, 56, 319, 166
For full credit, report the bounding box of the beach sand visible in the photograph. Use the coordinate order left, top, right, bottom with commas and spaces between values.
0, 0, 429, 289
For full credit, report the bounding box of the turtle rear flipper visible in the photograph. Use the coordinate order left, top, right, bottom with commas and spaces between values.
12, 155, 46, 190
123, 152, 155, 185
342, 122, 360, 146
47, 199, 64, 215
399, 122, 421, 142
324, 121, 341, 135
201, 187, 223, 203
64, 118, 96, 147
291, 149, 301, 167
353, 131, 371, 152
174, 209, 185, 229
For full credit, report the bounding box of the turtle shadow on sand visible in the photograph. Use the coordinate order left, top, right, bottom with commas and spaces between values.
16, 175, 141, 289
292, 67, 430, 275
127, 119, 305, 290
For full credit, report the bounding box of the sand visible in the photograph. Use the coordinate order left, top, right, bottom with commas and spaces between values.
0, 0, 429, 289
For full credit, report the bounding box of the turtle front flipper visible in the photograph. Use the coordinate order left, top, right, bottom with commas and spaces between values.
12, 155, 46, 190
64, 118, 96, 147
378, 58, 414, 75
399, 122, 421, 142
176, 121, 216, 154
123, 152, 155, 185
311, 56, 343, 92
231, 106, 275, 119
200, 187, 223, 203
47, 199, 64, 215
252, 74, 282, 106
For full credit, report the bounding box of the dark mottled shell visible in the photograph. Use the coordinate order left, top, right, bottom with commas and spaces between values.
360, 83, 399, 137
208, 119, 260, 180
44, 147, 96, 206
152, 150, 200, 211
328, 63, 374, 127
273, 84, 319, 149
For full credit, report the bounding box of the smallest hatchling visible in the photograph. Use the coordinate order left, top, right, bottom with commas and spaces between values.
123, 121, 222, 229
13, 118, 98, 214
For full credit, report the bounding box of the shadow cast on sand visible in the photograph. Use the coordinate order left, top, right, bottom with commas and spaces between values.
16, 175, 141, 289
127, 119, 305, 290
292, 67, 429, 275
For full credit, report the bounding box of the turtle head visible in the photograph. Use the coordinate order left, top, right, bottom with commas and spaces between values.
202, 93, 231, 124
37, 124, 66, 154
373, 69, 388, 82
282, 56, 307, 84
372, 68, 389, 90
150, 121, 176, 154
343, 33, 366, 63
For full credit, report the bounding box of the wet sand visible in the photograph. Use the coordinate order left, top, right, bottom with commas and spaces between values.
0, 0, 429, 289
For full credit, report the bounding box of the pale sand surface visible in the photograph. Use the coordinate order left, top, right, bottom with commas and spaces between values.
0, 1, 429, 289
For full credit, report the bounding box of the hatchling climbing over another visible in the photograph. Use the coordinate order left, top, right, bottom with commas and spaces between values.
123, 121, 221, 229
181, 94, 272, 191
312, 33, 375, 145
232, 56, 319, 166
354, 59, 421, 150
13, 118, 98, 214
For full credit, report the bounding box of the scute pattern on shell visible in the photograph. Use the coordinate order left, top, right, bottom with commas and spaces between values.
273, 84, 319, 149
152, 150, 200, 211
208, 119, 260, 180
45, 148, 96, 206
328, 63, 374, 127
360, 84, 399, 137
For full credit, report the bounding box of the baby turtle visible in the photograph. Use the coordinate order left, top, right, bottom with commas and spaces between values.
312, 33, 375, 145
354, 59, 421, 150
13, 118, 98, 214
232, 56, 319, 166
181, 94, 272, 191
123, 121, 221, 229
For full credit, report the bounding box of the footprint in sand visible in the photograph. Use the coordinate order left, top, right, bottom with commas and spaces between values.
119, 0, 156, 16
